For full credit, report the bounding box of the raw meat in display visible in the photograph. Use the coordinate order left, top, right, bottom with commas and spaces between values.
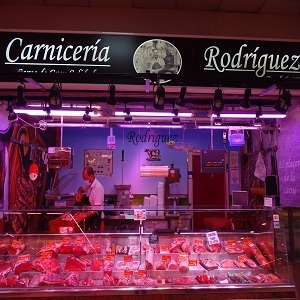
156, 276, 162, 284
178, 260, 189, 273
37, 242, 61, 258
244, 258, 258, 268
102, 260, 114, 275
64, 256, 86, 271
165, 276, 172, 284
73, 243, 94, 257
29, 274, 43, 287
248, 243, 271, 269
0, 261, 12, 277
145, 247, 154, 270
90, 259, 104, 271
259, 273, 282, 283
0, 243, 10, 255
206, 242, 221, 252
64, 272, 79, 286
59, 243, 74, 254
241, 271, 264, 283
257, 241, 275, 267
13, 276, 29, 288
167, 259, 178, 270
220, 259, 235, 268
199, 258, 218, 271
213, 275, 228, 284
14, 260, 33, 275
82, 277, 95, 286
172, 277, 197, 285
193, 244, 206, 253
39, 272, 65, 286
196, 274, 215, 284
103, 274, 117, 286
0, 275, 19, 288
32, 257, 61, 273
233, 260, 247, 268
180, 241, 190, 253
227, 272, 247, 283
169, 238, 186, 253
90, 244, 102, 255
8, 242, 26, 255
155, 259, 167, 270
221, 240, 243, 254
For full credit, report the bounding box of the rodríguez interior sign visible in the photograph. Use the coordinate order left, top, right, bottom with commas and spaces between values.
0, 31, 299, 83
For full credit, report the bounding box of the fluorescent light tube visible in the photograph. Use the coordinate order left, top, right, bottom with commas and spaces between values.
115, 111, 193, 117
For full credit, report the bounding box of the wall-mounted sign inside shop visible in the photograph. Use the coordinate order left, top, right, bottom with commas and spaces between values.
127, 130, 177, 147
0, 32, 300, 85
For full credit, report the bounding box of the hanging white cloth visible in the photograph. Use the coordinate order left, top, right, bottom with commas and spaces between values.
254, 152, 266, 182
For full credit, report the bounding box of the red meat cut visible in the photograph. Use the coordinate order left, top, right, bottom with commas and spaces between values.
32, 257, 61, 273
64, 256, 86, 271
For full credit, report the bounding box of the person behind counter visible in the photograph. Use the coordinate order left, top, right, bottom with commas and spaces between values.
75, 166, 104, 229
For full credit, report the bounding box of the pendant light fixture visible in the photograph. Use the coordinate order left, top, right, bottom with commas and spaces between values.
274, 89, 292, 114
175, 86, 187, 108
153, 84, 165, 110
107, 84, 117, 106
48, 82, 62, 108
240, 88, 251, 109
15, 84, 27, 107
212, 87, 224, 112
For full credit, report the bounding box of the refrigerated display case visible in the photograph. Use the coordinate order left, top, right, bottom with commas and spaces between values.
0, 207, 296, 299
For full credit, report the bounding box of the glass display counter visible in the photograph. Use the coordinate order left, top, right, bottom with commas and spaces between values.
0, 207, 296, 299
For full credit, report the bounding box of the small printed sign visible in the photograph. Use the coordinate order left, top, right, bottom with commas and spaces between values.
124, 270, 134, 278
264, 197, 273, 207
107, 135, 116, 150
274, 221, 280, 229
273, 214, 280, 222
138, 270, 147, 278
206, 231, 220, 245
134, 209, 146, 220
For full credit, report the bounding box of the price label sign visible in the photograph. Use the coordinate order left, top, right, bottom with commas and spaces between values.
107, 135, 116, 150
134, 209, 146, 220
206, 231, 220, 245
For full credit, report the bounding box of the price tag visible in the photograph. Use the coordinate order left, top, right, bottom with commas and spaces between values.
46, 241, 56, 249
107, 135, 116, 150
194, 239, 204, 246
42, 250, 53, 259
62, 237, 71, 244
18, 254, 30, 262
243, 237, 253, 245
188, 259, 197, 267
75, 236, 85, 244
178, 253, 188, 263
138, 270, 147, 278
124, 255, 133, 262
238, 254, 248, 262
124, 270, 134, 278
264, 197, 273, 207
106, 253, 115, 261
160, 245, 170, 254
11, 240, 21, 247
162, 255, 171, 263
134, 209, 146, 220
206, 231, 220, 245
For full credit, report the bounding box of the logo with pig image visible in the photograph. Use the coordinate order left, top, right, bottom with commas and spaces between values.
145, 149, 161, 161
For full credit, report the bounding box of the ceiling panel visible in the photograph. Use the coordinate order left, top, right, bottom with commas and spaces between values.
176, 0, 222, 11
133, 0, 176, 10
43, 0, 90, 7
259, 0, 300, 14
219, 0, 265, 13
89, 0, 133, 8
